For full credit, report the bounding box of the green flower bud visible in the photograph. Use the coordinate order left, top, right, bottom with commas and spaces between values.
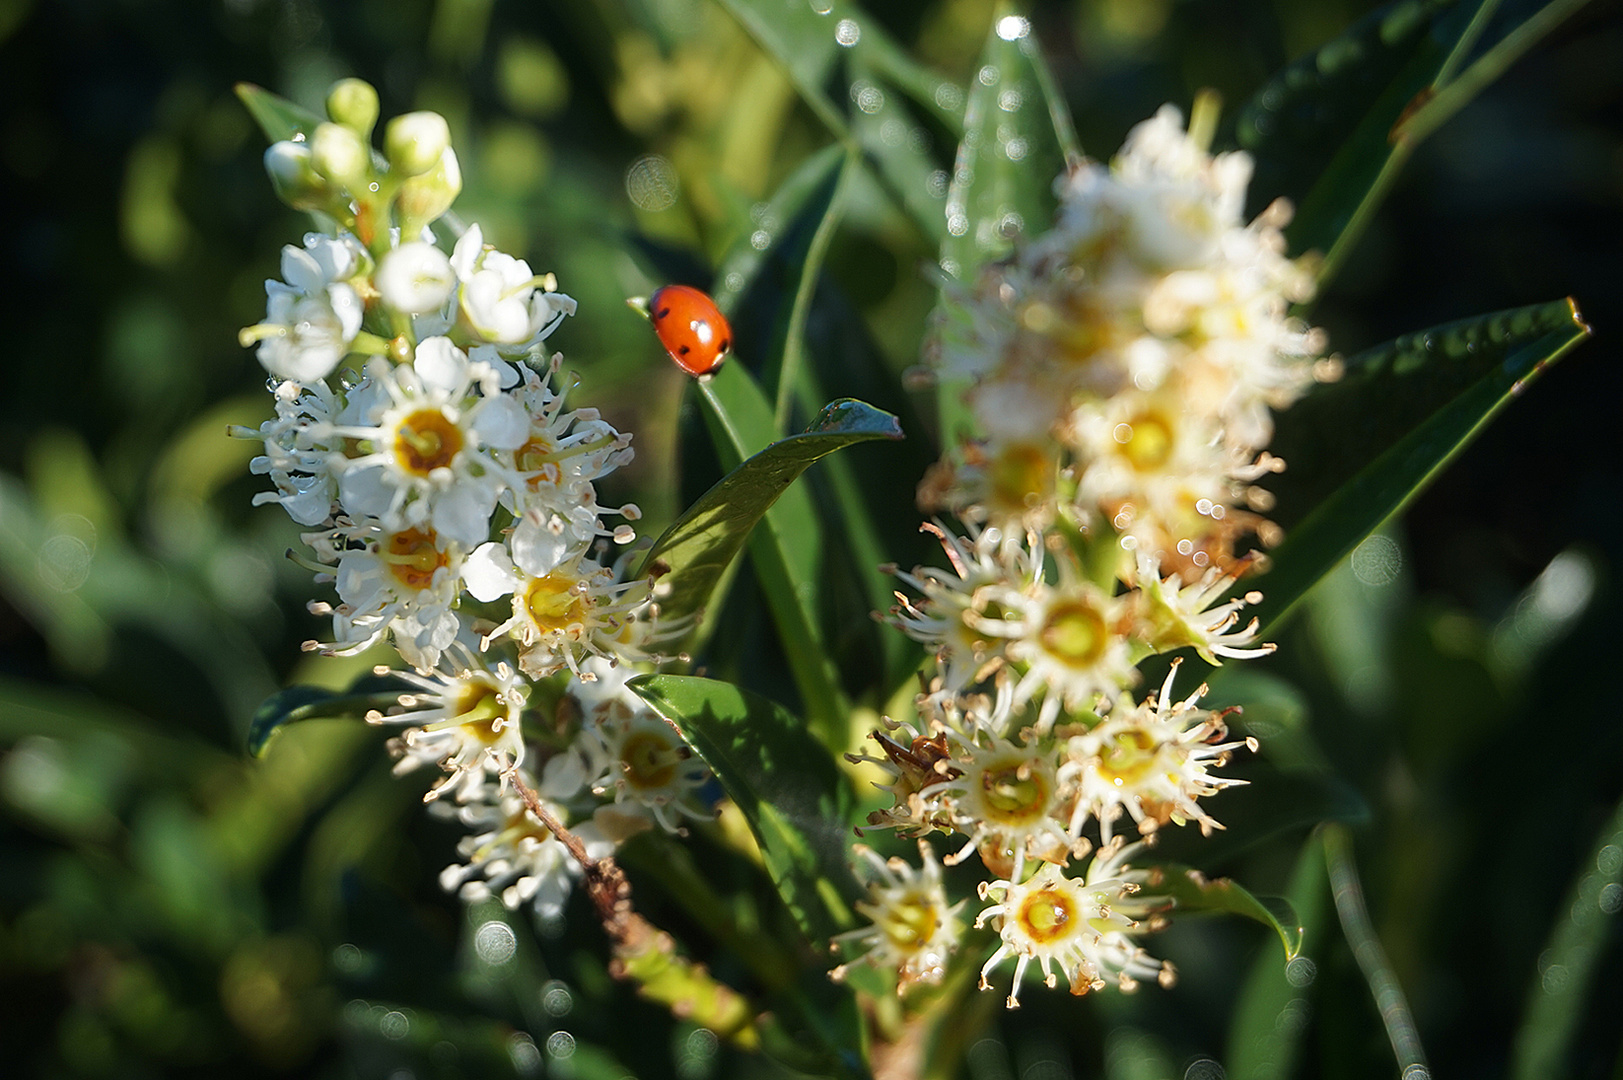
263, 140, 330, 211
311, 122, 370, 189
326, 78, 379, 138
396, 146, 462, 233
385, 111, 451, 177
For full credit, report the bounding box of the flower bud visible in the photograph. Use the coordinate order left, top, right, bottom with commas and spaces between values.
376, 241, 455, 314
396, 147, 462, 233
326, 78, 379, 138
385, 111, 451, 177
311, 122, 370, 189
263, 140, 330, 211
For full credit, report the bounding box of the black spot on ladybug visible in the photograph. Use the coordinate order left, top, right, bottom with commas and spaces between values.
678, 345, 691, 355
655, 307, 671, 319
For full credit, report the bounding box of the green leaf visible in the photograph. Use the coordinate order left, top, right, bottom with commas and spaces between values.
627, 674, 863, 947
940, 7, 1070, 281
714, 0, 954, 244
235, 81, 326, 144
1227, 835, 1331, 1080
1155, 865, 1303, 962
246, 673, 409, 757
1509, 788, 1623, 1080
935, 6, 1073, 442
1252, 298, 1590, 633
1238, 0, 1467, 275
638, 398, 903, 632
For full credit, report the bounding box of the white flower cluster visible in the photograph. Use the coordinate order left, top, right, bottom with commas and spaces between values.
238, 79, 712, 925
844, 104, 1318, 1006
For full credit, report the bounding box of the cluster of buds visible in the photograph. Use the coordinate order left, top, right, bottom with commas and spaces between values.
838, 103, 1325, 1007
237, 79, 712, 923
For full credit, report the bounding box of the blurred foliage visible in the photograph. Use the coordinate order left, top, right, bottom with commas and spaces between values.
2, 0, 1621, 1078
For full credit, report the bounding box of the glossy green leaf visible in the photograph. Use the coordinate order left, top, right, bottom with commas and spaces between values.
627, 674, 862, 946
1252, 298, 1590, 633
246, 673, 409, 757
935, 6, 1073, 441
1237, 0, 1469, 278
1510, 788, 1623, 1080
235, 81, 326, 144
715, 0, 953, 243
638, 398, 903, 630
1227, 835, 1330, 1080
940, 7, 1071, 281
1156, 865, 1303, 962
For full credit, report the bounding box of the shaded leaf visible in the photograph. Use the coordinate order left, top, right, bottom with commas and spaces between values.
637, 398, 903, 630
1227, 835, 1331, 1080
247, 672, 409, 757
1509, 788, 1623, 1080
628, 674, 863, 946
1235, 0, 1469, 278
1146, 764, 1367, 867
1155, 865, 1303, 962
1252, 299, 1589, 632
235, 81, 326, 144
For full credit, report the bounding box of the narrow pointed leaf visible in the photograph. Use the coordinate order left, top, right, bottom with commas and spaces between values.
935, 7, 1072, 440
235, 81, 326, 144
638, 398, 903, 629
1156, 866, 1304, 962
1253, 298, 1589, 632
247, 673, 409, 757
628, 674, 863, 948
1510, 789, 1623, 1080
1227, 836, 1331, 1080
1235, 0, 1475, 281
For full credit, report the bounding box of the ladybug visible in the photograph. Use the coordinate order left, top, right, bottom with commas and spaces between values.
647, 285, 731, 377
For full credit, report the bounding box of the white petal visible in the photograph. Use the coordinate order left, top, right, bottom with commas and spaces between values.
376, 242, 455, 314
473, 393, 529, 450
329, 282, 364, 341
280, 245, 325, 294
510, 517, 570, 577
413, 336, 467, 394
450, 222, 484, 280
463, 542, 521, 601
337, 464, 394, 518
431, 482, 495, 547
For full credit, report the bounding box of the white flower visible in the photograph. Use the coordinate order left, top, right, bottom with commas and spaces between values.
239, 378, 343, 526
886, 522, 1041, 696
930, 731, 1082, 881
317, 522, 466, 671
585, 699, 713, 834
1130, 551, 1273, 664
451, 224, 578, 346
242, 232, 366, 384
975, 839, 1172, 1007
465, 539, 662, 680
1060, 661, 1254, 842
376, 241, 456, 314
379, 648, 530, 801
324, 342, 528, 546
831, 842, 966, 993
995, 577, 1138, 730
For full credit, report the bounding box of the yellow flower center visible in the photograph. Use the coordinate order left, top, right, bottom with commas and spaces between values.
382, 527, 449, 591
393, 408, 464, 476
1114, 412, 1174, 471
620, 730, 680, 791
878, 891, 938, 950
516, 436, 561, 489
449, 681, 508, 745
989, 443, 1054, 514
979, 759, 1049, 824
1039, 598, 1109, 669
519, 571, 588, 635
1017, 885, 1075, 945
1098, 728, 1161, 788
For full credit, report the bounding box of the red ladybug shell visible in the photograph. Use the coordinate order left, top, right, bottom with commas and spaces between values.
649, 285, 731, 377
